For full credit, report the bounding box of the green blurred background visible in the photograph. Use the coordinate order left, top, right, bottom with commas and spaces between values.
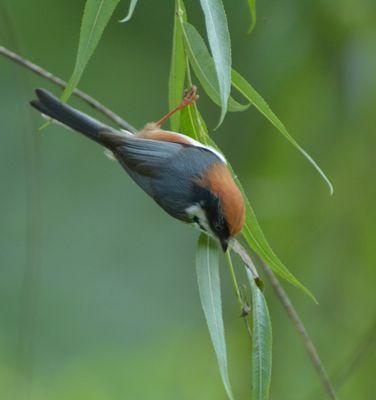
1, 0, 375, 399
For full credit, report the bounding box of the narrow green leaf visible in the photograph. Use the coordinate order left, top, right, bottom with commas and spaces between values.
61, 0, 120, 102
247, 270, 272, 400
199, 0, 232, 127
231, 171, 317, 301
202, 136, 316, 301
181, 101, 209, 144
243, 198, 317, 302
179, 65, 208, 142
231, 69, 334, 195
196, 233, 234, 400
119, 0, 139, 23
246, 0, 257, 34
181, 22, 249, 113
168, 0, 186, 131
180, 106, 198, 140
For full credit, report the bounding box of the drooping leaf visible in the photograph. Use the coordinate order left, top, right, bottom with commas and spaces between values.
199, 0, 232, 127
180, 106, 200, 141
181, 97, 213, 144
61, 0, 121, 101
246, 0, 257, 34
181, 22, 249, 113
247, 270, 272, 400
196, 234, 235, 400
231, 69, 334, 195
179, 65, 208, 142
168, 0, 187, 131
119, 0, 139, 23
203, 135, 316, 301
242, 192, 317, 302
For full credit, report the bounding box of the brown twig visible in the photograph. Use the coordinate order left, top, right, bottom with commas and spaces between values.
0, 45, 137, 133
231, 239, 262, 285
261, 261, 338, 400
0, 44, 337, 400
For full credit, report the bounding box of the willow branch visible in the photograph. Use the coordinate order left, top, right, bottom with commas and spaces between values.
261, 261, 337, 400
0, 45, 137, 133
231, 239, 263, 285
0, 44, 337, 400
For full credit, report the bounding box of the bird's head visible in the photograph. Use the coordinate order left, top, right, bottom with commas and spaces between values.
188, 162, 246, 251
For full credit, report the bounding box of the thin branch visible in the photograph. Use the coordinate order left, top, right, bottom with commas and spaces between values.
226, 252, 252, 338
0, 45, 137, 133
260, 261, 338, 400
231, 239, 262, 285
0, 44, 337, 400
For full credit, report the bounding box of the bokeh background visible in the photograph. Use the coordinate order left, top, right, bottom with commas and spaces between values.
1, 0, 375, 399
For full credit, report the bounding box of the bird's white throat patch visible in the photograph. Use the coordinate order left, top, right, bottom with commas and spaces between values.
186, 204, 210, 233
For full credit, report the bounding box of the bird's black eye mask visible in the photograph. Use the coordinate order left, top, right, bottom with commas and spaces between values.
204, 195, 230, 241
190, 184, 230, 239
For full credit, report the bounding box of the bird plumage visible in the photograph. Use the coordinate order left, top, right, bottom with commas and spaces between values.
30, 88, 245, 250
198, 163, 245, 237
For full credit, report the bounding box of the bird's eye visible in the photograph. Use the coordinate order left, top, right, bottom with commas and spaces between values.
214, 223, 222, 231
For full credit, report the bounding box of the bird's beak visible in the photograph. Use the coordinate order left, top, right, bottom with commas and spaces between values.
220, 239, 229, 252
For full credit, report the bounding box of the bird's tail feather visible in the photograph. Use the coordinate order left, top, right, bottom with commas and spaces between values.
30, 89, 115, 145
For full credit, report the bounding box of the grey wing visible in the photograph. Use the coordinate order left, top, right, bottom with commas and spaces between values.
104, 134, 185, 197
112, 135, 184, 176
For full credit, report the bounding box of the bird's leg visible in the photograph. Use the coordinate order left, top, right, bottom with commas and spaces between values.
155, 86, 199, 127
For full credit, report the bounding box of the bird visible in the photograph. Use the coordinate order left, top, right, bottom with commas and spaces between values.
30, 87, 245, 251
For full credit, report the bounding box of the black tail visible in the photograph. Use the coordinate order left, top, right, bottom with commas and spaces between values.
30, 89, 115, 145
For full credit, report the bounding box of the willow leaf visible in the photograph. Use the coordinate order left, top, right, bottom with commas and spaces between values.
247, 270, 272, 400
242, 195, 316, 301
62, 0, 120, 101
199, 0, 231, 127
181, 22, 249, 112
246, 0, 257, 34
168, 0, 187, 131
119, 0, 139, 23
231, 69, 333, 195
196, 234, 234, 400
201, 136, 316, 301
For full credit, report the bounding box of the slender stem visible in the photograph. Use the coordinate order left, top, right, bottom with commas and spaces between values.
184, 55, 207, 144
226, 252, 243, 306
226, 252, 252, 339
185, 54, 193, 87
230, 239, 262, 285
260, 261, 338, 400
183, 57, 203, 142
0, 45, 137, 133
193, 102, 208, 144
0, 44, 337, 400
183, 51, 206, 143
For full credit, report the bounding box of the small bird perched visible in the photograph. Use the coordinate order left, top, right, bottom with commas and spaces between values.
30, 87, 245, 251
